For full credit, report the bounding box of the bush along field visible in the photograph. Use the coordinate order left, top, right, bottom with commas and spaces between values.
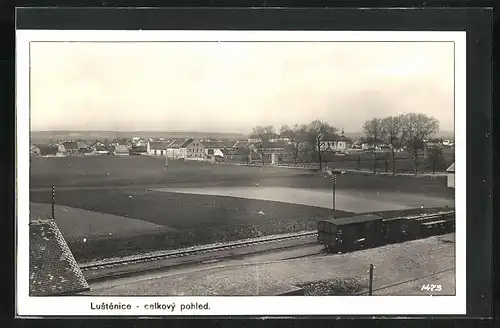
302, 148, 454, 174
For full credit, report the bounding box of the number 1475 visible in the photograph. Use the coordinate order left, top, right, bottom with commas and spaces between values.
421, 284, 442, 292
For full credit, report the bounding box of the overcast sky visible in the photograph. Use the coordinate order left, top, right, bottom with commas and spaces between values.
30, 41, 454, 133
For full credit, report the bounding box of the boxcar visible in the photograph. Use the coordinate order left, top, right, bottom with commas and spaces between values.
317, 215, 383, 252
380, 217, 408, 242
382, 211, 456, 241
418, 212, 456, 236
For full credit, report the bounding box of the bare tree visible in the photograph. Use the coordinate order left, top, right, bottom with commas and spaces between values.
280, 124, 308, 165
250, 125, 277, 166
306, 120, 338, 170
362, 118, 385, 173
381, 115, 404, 175
400, 113, 440, 174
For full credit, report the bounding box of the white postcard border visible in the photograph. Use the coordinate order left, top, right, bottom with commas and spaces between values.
16, 30, 466, 316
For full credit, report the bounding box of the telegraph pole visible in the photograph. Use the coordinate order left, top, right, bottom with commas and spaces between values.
332, 173, 337, 213
331, 170, 346, 217
165, 152, 168, 167
51, 185, 55, 220
368, 264, 374, 295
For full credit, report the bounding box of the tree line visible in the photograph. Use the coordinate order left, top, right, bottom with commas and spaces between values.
249, 113, 444, 174
249, 120, 341, 170
362, 113, 440, 174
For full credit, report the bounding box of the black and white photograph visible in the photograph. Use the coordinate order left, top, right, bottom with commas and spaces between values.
16, 29, 466, 316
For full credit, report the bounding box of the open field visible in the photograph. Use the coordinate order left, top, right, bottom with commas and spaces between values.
30, 156, 455, 262
30, 191, 351, 262
30, 156, 454, 197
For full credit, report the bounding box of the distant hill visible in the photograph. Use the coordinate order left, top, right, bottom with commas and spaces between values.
30, 131, 247, 144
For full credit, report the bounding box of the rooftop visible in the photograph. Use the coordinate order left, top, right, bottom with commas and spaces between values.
114, 145, 129, 153
180, 138, 196, 148
29, 219, 89, 296
35, 144, 59, 155
149, 141, 172, 149
320, 214, 382, 226
62, 141, 78, 150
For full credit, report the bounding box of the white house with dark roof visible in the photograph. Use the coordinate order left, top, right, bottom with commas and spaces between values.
446, 163, 455, 188
147, 141, 171, 156
321, 131, 351, 152
201, 141, 227, 161
166, 140, 184, 159
114, 144, 129, 156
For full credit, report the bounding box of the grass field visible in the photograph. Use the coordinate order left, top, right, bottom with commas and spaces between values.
30, 155, 454, 196
29, 156, 455, 262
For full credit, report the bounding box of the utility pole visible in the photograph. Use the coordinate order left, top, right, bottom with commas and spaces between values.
368, 264, 374, 295
165, 151, 168, 167
51, 185, 55, 220
332, 173, 337, 213
331, 170, 346, 217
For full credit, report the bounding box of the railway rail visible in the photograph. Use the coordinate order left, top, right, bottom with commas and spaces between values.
80, 230, 317, 272
80, 211, 455, 273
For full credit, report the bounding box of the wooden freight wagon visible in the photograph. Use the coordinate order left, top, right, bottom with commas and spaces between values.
317, 215, 383, 252
381, 211, 455, 241
419, 212, 456, 236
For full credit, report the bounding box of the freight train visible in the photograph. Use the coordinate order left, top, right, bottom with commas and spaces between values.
317, 211, 455, 253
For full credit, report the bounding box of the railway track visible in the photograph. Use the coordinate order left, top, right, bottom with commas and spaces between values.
79, 230, 318, 272
80, 211, 455, 273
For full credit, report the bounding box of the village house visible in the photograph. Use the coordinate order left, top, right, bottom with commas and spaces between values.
147, 141, 170, 156
130, 145, 148, 155
225, 148, 259, 164
57, 141, 79, 156
92, 142, 109, 155
114, 145, 130, 156
250, 141, 287, 165
166, 140, 184, 159
321, 132, 351, 152
31, 144, 58, 157
76, 141, 89, 154
446, 163, 455, 188
180, 138, 205, 161
233, 140, 249, 150
201, 141, 227, 162
38, 145, 59, 156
